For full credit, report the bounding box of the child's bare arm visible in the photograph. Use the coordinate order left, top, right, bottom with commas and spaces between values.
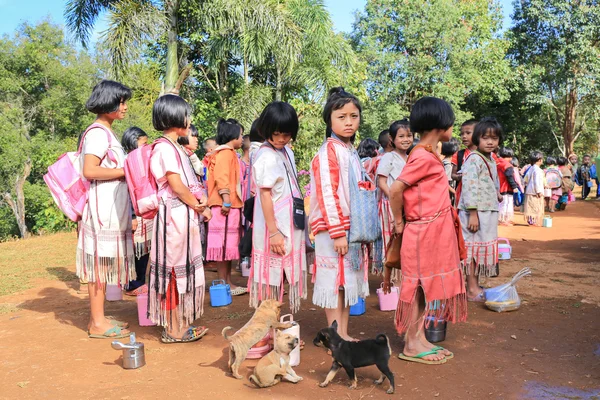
389, 180, 407, 234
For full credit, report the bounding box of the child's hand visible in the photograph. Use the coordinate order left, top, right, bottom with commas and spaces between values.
536, 193, 543, 198
394, 219, 405, 234
497, 192, 503, 202
131, 218, 138, 233
202, 207, 212, 222
333, 236, 348, 256
382, 267, 392, 294
468, 210, 479, 233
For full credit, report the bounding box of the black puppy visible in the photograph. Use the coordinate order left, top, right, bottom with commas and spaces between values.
313, 320, 395, 394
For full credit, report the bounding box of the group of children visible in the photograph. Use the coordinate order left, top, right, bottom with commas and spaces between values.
74, 79, 587, 365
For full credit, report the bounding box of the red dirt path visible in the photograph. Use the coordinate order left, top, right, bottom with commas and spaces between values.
1, 201, 599, 399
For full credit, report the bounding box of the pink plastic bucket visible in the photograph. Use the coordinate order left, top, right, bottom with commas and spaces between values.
376, 283, 399, 311
105, 284, 123, 301
246, 332, 272, 359
137, 293, 156, 326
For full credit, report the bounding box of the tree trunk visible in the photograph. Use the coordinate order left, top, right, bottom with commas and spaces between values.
218, 62, 228, 110
165, 0, 180, 93
244, 53, 249, 85
3, 158, 32, 238
562, 87, 577, 156
275, 64, 282, 101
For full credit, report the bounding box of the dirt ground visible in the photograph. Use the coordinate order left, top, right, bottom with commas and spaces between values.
1, 200, 600, 400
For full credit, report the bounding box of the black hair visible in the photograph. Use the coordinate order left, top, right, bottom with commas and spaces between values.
378, 129, 390, 148
85, 80, 132, 115
152, 94, 190, 131
357, 138, 379, 158
409, 97, 455, 134
216, 118, 243, 145
441, 138, 459, 157
258, 101, 299, 141
461, 119, 479, 128
529, 150, 544, 165
249, 119, 263, 143
498, 147, 514, 158
472, 117, 503, 146
557, 156, 568, 166
511, 157, 520, 168
177, 123, 199, 146
388, 119, 411, 148
322, 87, 362, 139
121, 126, 148, 153
583, 154, 591, 159
545, 156, 557, 165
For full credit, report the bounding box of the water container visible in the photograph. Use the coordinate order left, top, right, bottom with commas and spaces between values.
349, 297, 366, 316
241, 257, 251, 277
542, 215, 553, 228
497, 238, 512, 260
376, 283, 399, 311
136, 293, 156, 326
209, 279, 232, 307
280, 314, 300, 366
106, 284, 123, 301
424, 316, 447, 343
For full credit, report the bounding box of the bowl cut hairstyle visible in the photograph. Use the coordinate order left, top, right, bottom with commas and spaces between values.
152, 94, 191, 132
216, 118, 243, 145
86, 80, 132, 115
258, 101, 299, 141
409, 97, 455, 134
121, 126, 148, 153
323, 87, 362, 139
529, 150, 544, 165
441, 138, 459, 157
177, 123, 199, 146
498, 147, 514, 158
472, 117, 503, 146
249, 119, 263, 142
511, 157, 520, 167
378, 129, 390, 148
357, 138, 379, 158
545, 156, 557, 165
557, 156, 567, 166
389, 119, 411, 148
461, 118, 479, 128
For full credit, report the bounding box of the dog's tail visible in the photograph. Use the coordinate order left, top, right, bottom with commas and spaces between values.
376, 334, 392, 356
248, 374, 261, 387
222, 326, 233, 340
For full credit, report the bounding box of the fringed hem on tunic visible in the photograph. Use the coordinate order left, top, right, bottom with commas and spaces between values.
249, 271, 308, 314
312, 278, 369, 309
461, 241, 498, 277
148, 285, 204, 329
394, 292, 468, 335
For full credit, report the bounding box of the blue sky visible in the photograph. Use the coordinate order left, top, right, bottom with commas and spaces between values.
0, 0, 514, 39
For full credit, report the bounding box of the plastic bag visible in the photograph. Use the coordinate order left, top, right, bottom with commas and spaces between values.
484, 267, 531, 312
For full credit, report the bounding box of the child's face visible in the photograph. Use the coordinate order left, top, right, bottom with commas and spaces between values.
268, 132, 293, 150
242, 136, 250, 151
460, 124, 475, 147
107, 100, 128, 121
393, 128, 413, 152
569, 155, 578, 164
232, 132, 244, 150
478, 131, 499, 154
185, 135, 199, 152
440, 126, 453, 142
583, 156, 591, 165
137, 136, 148, 148
330, 102, 360, 141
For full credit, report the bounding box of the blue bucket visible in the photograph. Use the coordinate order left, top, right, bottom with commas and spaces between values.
209, 279, 232, 307
349, 298, 366, 316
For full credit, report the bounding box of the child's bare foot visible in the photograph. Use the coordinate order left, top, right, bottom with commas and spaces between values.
340, 334, 359, 342
402, 341, 445, 362
420, 336, 452, 357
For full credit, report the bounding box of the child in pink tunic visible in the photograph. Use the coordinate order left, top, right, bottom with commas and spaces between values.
385, 97, 467, 364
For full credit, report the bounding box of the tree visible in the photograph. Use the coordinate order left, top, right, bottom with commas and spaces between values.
509, 0, 600, 156
352, 0, 511, 120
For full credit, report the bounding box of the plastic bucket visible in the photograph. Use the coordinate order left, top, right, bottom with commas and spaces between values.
376, 283, 399, 311
280, 314, 300, 366
136, 293, 156, 326
209, 279, 232, 307
106, 284, 123, 301
349, 298, 366, 316
497, 237, 512, 260
247, 332, 272, 359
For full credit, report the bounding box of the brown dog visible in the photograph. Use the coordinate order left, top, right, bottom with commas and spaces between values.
222, 299, 293, 379
249, 330, 302, 388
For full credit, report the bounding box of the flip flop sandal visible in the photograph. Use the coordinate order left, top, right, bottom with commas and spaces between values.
106, 316, 129, 329
467, 291, 486, 303
431, 346, 454, 359
88, 326, 130, 339
125, 285, 148, 297
231, 287, 248, 296
160, 326, 208, 344
398, 350, 448, 365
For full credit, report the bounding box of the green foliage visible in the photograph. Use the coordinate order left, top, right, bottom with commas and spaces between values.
23, 182, 75, 234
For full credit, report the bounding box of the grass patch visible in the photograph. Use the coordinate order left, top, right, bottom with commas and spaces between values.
0, 232, 78, 296
0, 303, 20, 314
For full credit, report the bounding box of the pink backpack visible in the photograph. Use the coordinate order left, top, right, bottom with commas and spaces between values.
43, 124, 116, 222
124, 138, 181, 219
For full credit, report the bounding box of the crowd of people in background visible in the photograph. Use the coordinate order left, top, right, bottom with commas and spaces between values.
72, 79, 594, 364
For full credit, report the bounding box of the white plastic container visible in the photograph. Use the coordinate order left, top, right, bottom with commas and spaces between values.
542, 215, 553, 228
106, 284, 123, 301
280, 314, 300, 366
497, 238, 512, 260
241, 257, 251, 277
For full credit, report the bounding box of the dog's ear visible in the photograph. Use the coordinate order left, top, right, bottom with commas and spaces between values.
331, 320, 338, 331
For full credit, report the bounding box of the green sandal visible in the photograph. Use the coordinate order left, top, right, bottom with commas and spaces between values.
432, 346, 454, 359
160, 326, 208, 344
398, 350, 448, 365
107, 317, 129, 329
88, 325, 130, 339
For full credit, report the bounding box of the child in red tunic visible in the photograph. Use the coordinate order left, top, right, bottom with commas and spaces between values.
384, 97, 467, 364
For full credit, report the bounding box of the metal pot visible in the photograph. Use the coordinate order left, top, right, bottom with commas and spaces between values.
424, 318, 447, 343
111, 333, 145, 369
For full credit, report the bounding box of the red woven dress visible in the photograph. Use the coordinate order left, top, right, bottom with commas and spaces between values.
395, 147, 467, 334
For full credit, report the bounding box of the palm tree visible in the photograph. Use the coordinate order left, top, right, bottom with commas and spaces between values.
64, 0, 186, 92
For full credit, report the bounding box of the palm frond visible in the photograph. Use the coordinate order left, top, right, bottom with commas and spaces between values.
102, 0, 166, 78
64, 0, 116, 47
